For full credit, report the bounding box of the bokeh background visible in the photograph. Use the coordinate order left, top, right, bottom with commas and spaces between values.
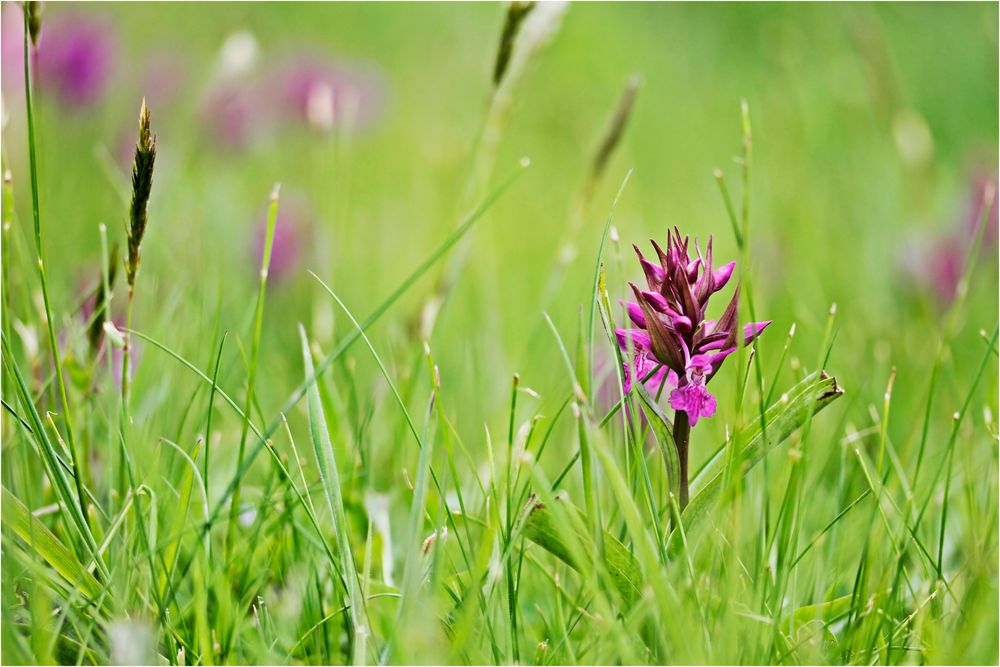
2, 3, 996, 425
1, 3, 997, 661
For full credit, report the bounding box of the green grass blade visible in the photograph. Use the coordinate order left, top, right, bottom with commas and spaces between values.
1, 487, 103, 605
227, 186, 281, 559
299, 325, 369, 665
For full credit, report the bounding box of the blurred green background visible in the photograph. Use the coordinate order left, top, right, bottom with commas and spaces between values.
3, 2, 996, 455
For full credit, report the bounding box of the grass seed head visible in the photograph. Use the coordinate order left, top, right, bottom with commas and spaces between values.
493, 1, 535, 86
591, 74, 642, 179
25, 1, 42, 46
126, 98, 156, 288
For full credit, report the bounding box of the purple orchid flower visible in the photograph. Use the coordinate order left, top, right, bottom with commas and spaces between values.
2, 6, 115, 109
615, 229, 770, 427
615, 229, 771, 509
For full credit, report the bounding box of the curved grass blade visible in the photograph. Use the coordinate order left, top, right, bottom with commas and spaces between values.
299, 326, 369, 665
1, 486, 103, 605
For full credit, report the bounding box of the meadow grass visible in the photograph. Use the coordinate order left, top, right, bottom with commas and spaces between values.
1, 3, 997, 665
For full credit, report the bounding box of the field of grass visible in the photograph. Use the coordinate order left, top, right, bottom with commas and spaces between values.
1, 2, 997, 664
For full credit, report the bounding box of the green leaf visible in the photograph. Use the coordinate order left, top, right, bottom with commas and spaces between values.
673, 371, 844, 550
517, 493, 642, 608
791, 592, 853, 628
1, 486, 103, 604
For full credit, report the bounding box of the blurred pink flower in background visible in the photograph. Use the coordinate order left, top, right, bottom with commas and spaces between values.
200, 81, 260, 150
1, 4, 26, 100
138, 53, 186, 112
195, 38, 386, 148
270, 54, 385, 134
253, 194, 314, 283
36, 12, 116, 108
900, 170, 998, 306
197, 31, 263, 150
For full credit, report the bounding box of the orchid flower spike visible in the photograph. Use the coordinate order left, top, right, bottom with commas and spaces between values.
615, 229, 771, 427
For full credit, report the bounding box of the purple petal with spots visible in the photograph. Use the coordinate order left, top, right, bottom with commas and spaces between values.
669, 384, 717, 427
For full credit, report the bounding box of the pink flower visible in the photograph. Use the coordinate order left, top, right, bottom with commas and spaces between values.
200, 81, 259, 150
668, 384, 716, 427
668, 353, 719, 427
253, 194, 313, 283
898, 170, 998, 306
36, 11, 116, 108
615, 230, 770, 428
270, 54, 385, 134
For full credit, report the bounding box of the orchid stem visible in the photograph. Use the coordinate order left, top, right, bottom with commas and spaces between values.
673, 410, 691, 510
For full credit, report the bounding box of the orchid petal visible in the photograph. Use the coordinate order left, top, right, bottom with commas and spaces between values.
639, 258, 666, 288
712, 261, 736, 292
743, 320, 771, 345
686, 258, 702, 282
669, 384, 717, 427
698, 337, 727, 352
640, 290, 670, 313
671, 314, 692, 333
621, 301, 646, 328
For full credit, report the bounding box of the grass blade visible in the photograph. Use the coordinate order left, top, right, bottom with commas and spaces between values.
1, 487, 103, 605
299, 325, 369, 665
